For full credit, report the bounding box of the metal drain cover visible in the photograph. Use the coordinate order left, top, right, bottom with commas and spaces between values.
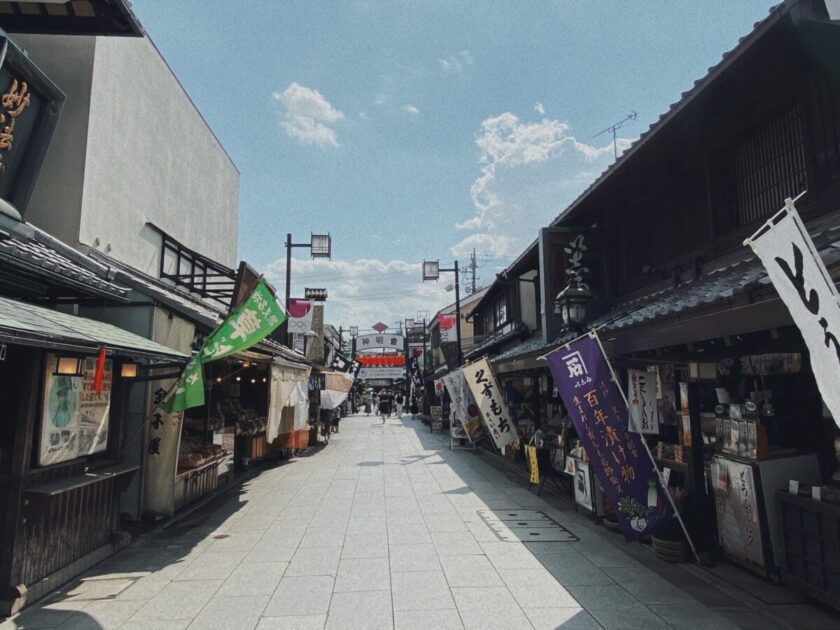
477, 509, 578, 543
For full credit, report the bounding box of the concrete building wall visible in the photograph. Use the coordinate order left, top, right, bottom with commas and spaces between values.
14, 35, 94, 247
13, 35, 239, 275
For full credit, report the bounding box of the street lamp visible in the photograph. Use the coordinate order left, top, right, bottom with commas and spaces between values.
554, 282, 593, 331
421, 259, 463, 366
283, 233, 332, 344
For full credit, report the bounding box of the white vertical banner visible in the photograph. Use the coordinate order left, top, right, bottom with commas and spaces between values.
287, 299, 314, 334
438, 313, 459, 343
745, 198, 840, 426
627, 368, 660, 434
462, 357, 517, 450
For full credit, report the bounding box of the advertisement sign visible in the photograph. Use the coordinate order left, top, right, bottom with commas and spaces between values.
745, 199, 840, 426
525, 445, 540, 485
462, 358, 517, 450
39, 354, 112, 465
358, 366, 405, 380
574, 459, 594, 510
712, 456, 765, 566
627, 368, 660, 434
356, 333, 404, 350
547, 334, 672, 541
287, 298, 314, 334
434, 378, 445, 397
442, 369, 484, 443
438, 313, 458, 343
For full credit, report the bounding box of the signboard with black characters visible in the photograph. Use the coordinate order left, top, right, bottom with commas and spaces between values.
0, 32, 65, 219
462, 357, 517, 450
745, 196, 840, 426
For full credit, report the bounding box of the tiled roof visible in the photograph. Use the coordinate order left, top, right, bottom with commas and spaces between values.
551, 2, 791, 228
592, 212, 840, 333
0, 295, 188, 360
0, 220, 128, 299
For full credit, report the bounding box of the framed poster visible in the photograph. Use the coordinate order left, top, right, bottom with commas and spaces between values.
39, 354, 112, 466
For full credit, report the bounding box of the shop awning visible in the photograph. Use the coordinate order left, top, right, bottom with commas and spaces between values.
0, 296, 189, 361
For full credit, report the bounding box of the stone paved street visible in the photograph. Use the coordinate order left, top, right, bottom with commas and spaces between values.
4, 414, 840, 630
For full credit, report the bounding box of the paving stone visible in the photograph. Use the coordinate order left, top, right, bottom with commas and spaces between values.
285, 547, 342, 577
186, 594, 268, 630
264, 576, 334, 617
130, 580, 222, 622
389, 543, 441, 572
394, 608, 464, 630
392, 571, 455, 611
217, 562, 288, 597
438, 555, 504, 588
256, 615, 326, 629
524, 607, 602, 630
325, 591, 393, 630
334, 557, 390, 592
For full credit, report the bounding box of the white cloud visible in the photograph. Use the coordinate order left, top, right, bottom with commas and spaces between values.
439, 49, 474, 74
401, 104, 421, 115
534, 101, 545, 115
452, 111, 634, 259
273, 82, 344, 148
262, 256, 454, 329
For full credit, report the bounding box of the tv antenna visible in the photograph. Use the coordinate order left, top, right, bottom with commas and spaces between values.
594, 111, 637, 160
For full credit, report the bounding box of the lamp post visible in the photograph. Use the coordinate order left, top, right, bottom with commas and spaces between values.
422, 260, 463, 366
283, 233, 332, 345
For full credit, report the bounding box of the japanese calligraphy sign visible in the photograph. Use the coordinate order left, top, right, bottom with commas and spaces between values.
627, 368, 660, 434
462, 358, 517, 450
39, 354, 112, 465
745, 199, 840, 427
442, 368, 485, 443
167, 278, 287, 412
356, 333, 405, 350
547, 335, 672, 541
525, 444, 540, 485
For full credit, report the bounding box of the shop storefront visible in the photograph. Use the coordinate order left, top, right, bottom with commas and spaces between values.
0, 296, 187, 614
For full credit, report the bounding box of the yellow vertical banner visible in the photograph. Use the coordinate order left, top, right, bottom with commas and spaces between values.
525, 444, 540, 485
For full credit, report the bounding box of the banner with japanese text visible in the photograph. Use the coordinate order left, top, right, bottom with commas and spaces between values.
462, 358, 517, 450
442, 369, 484, 443
627, 368, 660, 434
547, 335, 671, 541
167, 278, 287, 412
746, 201, 840, 426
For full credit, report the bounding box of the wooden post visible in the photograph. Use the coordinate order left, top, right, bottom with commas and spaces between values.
0, 349, 40, 615
686, 379, 713, 557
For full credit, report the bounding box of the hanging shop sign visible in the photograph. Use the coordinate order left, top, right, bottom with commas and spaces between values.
304, 304, 325, 362
39, 353, 112, 465
408, 356, 423, 387
434, 378, 445, 397
542, 227, 602, 298
546, 334, 672, 541
745, 197, 840, 427
166, 278, 287, 412
287, 298, 314, 334
462, 357, 517, 450
627, 368, 660, 434
525, 444, 540, 485
438, 313, 458, 343
357, 366, 405, 380
442, 369, 484, 442
356, 333, 404, 350
329, 350, 354, 373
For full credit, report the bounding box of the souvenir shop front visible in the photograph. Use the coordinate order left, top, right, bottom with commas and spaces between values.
0, 297, 188, 613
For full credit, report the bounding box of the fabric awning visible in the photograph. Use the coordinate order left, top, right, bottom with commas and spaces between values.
267, 360, 311, 443
0, 296, 189, 361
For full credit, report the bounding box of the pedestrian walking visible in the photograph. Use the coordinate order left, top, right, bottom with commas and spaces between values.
410, 395, 418, 418
395, 392, 404, 417
379, 390, 392, 424
373, 391, 379, 415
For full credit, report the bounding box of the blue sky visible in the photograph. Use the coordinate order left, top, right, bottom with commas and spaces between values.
132, 0, 777, 329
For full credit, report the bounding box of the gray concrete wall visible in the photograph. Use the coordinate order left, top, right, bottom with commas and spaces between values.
14, 34, 94, 248
82, 36, 239, 274
13, 35, 239, 275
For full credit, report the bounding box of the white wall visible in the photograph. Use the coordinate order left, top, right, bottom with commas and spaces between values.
83, 37, 239, 273
16, 35, 239, 274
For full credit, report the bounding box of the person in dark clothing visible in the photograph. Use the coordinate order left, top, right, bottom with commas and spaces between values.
379, 390, 393, 424
410, 396, 419, 417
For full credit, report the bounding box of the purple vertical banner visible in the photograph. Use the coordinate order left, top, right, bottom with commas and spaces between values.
547, 334, 672, 542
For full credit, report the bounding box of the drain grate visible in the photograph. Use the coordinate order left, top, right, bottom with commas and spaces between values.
477, 509, 578, 543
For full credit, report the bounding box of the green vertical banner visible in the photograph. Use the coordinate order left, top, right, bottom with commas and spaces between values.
166, 279, 287, 412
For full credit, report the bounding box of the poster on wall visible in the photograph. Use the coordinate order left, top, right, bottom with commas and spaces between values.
574, 459, 593, 510
39, 354, 112, 466
627, 368, 660, 434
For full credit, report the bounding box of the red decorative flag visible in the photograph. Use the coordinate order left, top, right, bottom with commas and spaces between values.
93, 347, 106, 395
